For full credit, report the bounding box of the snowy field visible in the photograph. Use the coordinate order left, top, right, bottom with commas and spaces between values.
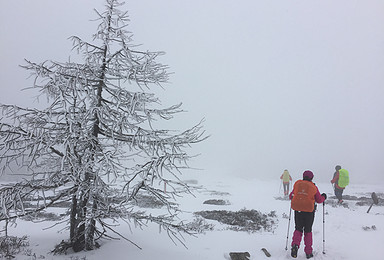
2, 173, 383, 260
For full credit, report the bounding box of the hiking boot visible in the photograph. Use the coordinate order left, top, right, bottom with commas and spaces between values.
306, 253, 313, 258
291, 244, 298, 258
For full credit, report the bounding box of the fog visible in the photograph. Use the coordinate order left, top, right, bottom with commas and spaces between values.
1, 0, 384, 184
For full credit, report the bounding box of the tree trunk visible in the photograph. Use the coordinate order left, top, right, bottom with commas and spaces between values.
70, 194, 77, 243
73, 191, 89, 252
85, 199, 97, 250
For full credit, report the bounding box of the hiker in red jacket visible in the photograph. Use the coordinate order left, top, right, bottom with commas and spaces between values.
331, 165, 344, 203
289, 170, 326, 259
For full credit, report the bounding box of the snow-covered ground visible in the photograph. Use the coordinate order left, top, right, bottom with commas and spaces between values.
3, 173, 383, 260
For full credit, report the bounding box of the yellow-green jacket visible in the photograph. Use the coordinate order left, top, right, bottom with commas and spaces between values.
280, 170, 292, 183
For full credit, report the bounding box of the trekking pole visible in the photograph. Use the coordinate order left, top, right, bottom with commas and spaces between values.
279, 180, 283, 195
285, 207, 292, 250
322, 202, 326, 254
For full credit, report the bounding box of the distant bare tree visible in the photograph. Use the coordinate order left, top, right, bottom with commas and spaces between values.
0, 0, 206, 252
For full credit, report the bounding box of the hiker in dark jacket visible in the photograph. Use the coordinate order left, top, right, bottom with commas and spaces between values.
290, 170, 326, 259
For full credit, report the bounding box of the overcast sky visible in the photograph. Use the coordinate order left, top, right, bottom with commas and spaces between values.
1, 0, 384, 184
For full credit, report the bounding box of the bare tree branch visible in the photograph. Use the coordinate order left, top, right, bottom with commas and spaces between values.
0, 0, 207, 253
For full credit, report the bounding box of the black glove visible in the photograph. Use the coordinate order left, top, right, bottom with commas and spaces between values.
321, 193, 327, 200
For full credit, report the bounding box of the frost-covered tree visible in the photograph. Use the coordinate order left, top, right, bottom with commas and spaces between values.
0, 0, 206, 252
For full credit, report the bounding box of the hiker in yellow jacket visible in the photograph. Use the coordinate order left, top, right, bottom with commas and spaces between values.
280, 169, 292, 196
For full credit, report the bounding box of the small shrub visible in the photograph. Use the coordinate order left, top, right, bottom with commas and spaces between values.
132, 194, 168, 208
0, 235, 29, 258
195, 208, 278, 233
21, 211, 64, 222
69, 256, 87, 260
185, 217, 215, 233
51, 240, 72, 255
362, 225, 377, 231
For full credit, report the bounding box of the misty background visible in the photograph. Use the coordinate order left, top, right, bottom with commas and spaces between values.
1, 0, 384, 184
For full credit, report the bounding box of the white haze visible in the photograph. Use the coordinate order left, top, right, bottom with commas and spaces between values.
1, 0, 384, 184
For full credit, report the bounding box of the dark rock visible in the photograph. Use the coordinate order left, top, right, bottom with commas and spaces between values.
229, 252, 250, 260
203, 199, 230, 205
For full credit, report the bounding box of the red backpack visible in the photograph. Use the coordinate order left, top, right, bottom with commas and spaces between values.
291, 180, 317, 212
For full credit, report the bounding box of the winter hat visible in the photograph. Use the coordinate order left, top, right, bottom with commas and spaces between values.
335, 165, 341, 171
303, 170, 314, 180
